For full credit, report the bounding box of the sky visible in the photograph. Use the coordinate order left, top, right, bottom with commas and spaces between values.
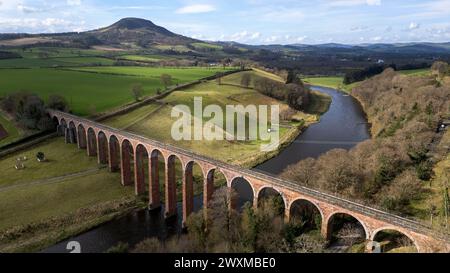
0, 0, 450, 45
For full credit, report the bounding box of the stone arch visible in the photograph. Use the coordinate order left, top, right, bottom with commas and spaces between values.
183, 161, 205, 222
87, 128, 97, 157
204, 168, 228, 210
165, 154, 183, 218
325, 212, 369, 244
149, 149, 165, 210
371, 227, 419, 253
57, 118, 68, 137
97, 131, 108, 165
134, 144, 149, 196
230, 177, 255, 210
121, 139, 134, 186
52, 116, 59, 126
108, 135, 120, 172
60, 118, 67, 128
289, 198, 323, 231
68, 121, 77, 144
257, 186, 286, 217
77, 124, 87, 149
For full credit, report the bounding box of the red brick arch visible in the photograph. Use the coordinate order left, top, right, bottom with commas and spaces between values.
371, 226, 419, 252
288, 197, 325, 224
325, 211, 371, 241
256, 186, 288, 211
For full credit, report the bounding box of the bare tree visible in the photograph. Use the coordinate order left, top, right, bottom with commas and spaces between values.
131, 83, 143, 102
215, 72, 224, 85
240, 73, 252, 88
160, 74, 173, 89
337, 223, 365, 246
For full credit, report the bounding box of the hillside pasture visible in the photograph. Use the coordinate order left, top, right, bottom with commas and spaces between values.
104, 70, 317, 166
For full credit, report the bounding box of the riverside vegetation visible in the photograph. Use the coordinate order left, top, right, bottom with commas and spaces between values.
282, 62, 450, 230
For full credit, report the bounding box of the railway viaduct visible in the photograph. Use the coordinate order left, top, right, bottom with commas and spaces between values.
49, 110, 450, 253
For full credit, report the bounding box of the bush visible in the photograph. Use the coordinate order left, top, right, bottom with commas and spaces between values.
36, 152, 46, 162
47, 95, 69, 112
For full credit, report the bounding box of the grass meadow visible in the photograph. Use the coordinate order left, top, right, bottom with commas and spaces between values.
0, 67, 231, 116
104, 70, 318, 166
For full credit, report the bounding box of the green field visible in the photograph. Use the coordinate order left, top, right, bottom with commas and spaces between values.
303, 77, 359, 93
117, 55, 169, 63
0, 67, 232, 116
0, 56, 115, 68
0, 137, 134, 232
399, 68, 430, 76
65, 66, 234, 79
191, 42, 223, 50
0, 113, 22, 146
303, 68, 432, 92
104, 70, 318, 166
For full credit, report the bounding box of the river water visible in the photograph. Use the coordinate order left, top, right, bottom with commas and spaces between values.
41, 86, 370, 253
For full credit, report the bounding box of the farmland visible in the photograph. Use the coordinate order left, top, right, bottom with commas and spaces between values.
0, 67, 233, 116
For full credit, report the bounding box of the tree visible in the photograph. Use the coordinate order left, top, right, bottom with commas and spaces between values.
131, 83, 143, 102
336, 223, 365, 246
379, 169, 423, 213
281, 158, 317, 187
431, 61, 449, 78
241, 73, 252, 88
47, 95, 69, 112
215, 73, 224, 85
286, 70, 300, 84
160, 74, 172, 89
207, 188, 241, 246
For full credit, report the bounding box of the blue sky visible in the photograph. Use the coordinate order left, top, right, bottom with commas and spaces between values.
1, 0, 450, 44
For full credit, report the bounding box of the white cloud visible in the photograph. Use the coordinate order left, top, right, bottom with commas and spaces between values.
0, 0, 21, 10
67, 0, 81, 6
229, 30, 261, 42
17, 4, 42, 13
264, 35, 279, 43
409, 22, 420, 30
328, 0, 381, 7
296, 35, 307, 42
371, 36, 382, 41
0, 17, 86, 33
366, 0, 381, 6
175, 4, 216, 14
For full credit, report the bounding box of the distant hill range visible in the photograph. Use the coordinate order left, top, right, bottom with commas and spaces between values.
0, 17, 449, 55
1, 17, 450, 75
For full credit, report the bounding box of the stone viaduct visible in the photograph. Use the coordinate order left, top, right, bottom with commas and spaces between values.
49, 110, 450, 253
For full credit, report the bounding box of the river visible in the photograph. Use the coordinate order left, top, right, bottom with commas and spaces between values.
41, 86, 370, 253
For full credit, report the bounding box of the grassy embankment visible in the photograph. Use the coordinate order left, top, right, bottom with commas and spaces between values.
410, 128, 450, 230
0, 138, 137, 252
0, 113, 22, 146
302, 68, 431, 93
105, 69, 322, 168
